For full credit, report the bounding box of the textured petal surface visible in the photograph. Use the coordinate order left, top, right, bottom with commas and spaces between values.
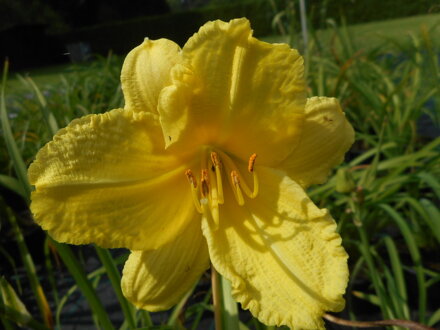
121, 38, 181, 113
202, 167, 348, 329
29, 108, 195, 250
122, 219, 210, 311
159, 18, 306, 165
281, 97, 355, 188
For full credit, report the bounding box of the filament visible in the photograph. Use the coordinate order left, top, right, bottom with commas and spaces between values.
185, 169, 203, 213
210, 152, 224, 204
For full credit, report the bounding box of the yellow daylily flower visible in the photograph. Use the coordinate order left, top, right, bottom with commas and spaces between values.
29, 18, 354, 329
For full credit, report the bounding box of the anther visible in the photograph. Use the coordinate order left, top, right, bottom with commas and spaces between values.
248, 153, 257, 172
231, 170, 240, 185
231, 171, 245, 206
211, 152, 221, 168
201, 169, 210, 198
185, 169, 202, 214
185, 169, 197, 188
210, 151, 224, 204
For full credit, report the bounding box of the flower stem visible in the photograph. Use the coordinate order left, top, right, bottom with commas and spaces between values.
211, 265, 223, 330
211, 265, 240, 330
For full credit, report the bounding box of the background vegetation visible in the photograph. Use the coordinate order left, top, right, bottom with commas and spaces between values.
1, 0, 439, 329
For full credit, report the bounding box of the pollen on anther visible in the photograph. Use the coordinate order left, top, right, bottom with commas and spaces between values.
231, 170, 240, 185
248, 153, 257, 172
211, 152, 221, 168
185, 169, 197, 188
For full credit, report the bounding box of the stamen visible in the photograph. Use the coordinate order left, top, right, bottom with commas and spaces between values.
235, 154, 259, 199
185, 169, 203, 214
210, 202, 220, 229
185, 169, 197, 188
199, 197, 220, 230
194, 164, 219, 229
218, 150, 259, 200
210, 152, 221, 168
200, 169, 210, 198
210, 152, 224, 204
246, 153, 259, 198
231, 171, 245, 206
248, 153, 257, 172
186, 151, 259, 215
207, 168, 218, 202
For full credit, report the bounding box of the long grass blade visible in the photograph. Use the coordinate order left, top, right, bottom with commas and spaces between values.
94, 246, 136, 328
379, 204, 426, 323
0, 304, 49, 330
50, 240, 115, 330
383, 236, 410, 319
5, 208, 53, 328
24, 76, 59, 136
1, 60, 31, 199
167, 283, 196, 327
0, 174, 26, 199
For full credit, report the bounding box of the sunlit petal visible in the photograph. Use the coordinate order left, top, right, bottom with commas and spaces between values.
159, 18, 306, 165
281, 97, 355, 188
29, 109, 195, 250
202, 167, 348, 329
122, 220, 210, 311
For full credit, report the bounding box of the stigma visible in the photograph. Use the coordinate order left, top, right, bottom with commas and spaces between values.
184, 150, 259, 222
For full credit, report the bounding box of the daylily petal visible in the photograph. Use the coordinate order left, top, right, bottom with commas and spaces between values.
121, 38, 181, 113
159, 18, 306, 165
29, 108, 195, 250
121, 219, 210, 311
281, 97, 355, 188
202, 167, 348, 329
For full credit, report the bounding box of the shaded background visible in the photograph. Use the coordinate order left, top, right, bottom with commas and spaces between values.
1, 0, 438, 70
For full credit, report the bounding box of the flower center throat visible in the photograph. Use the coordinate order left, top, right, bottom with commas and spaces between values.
185, 151, 259, 226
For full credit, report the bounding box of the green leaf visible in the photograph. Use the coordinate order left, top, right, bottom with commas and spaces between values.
351, 291, 380, 306
167, 283, 195, 328
383, 236, 409, 319
419, 199, 440, 244
428, 307, 440, 327
379, 204, 426, 323
0, 304, 49, 330
418, 172, 440, 200
5, 207, 53, 328
0, 175, 26, 199
95, 246, 136, 329
51, 240, 115, 330
24, 76, 59, 136
0, 277, 31, 326
1, 61, 31, 200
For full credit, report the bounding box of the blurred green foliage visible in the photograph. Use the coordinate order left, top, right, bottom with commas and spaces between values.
1, 8, 439, 330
